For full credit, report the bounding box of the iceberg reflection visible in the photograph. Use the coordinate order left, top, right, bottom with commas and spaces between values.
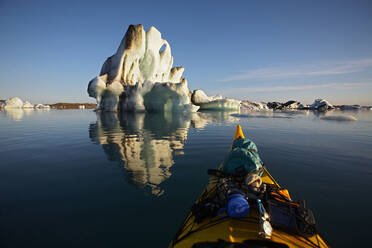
89, 112, 192, 196
89, 111, 239, 196
0, 108, 37, 121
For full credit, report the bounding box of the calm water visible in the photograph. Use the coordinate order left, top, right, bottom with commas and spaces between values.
1, 108, 371, 247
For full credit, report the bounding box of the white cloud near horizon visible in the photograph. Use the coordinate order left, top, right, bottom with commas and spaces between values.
219, 58, 372, 82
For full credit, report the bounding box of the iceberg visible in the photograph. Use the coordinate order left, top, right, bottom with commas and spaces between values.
88, 24, 199, 112
283, 100, 301, 109
22, 101, 34, 108
191, 90, 222, 105
196, 98, 241, 110
35, 104, 51, 109
267, 100, 301, 110
308, 99, 334, 111
1, 97, 23, 109
241, 101, 270, 111
191, 89, 241, 110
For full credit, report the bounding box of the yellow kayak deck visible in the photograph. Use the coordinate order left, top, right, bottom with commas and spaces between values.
170, 125, 330, 248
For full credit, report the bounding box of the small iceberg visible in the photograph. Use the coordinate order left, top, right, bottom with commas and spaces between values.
267, 100, 301, 110
191, 89, 222, 104
191, 89, 241, 111
308, 99, 334, 111
240, 101, 270, 111
35, 104, 51, 109
23, 101, 34, 108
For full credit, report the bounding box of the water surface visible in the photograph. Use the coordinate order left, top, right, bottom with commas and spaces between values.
1, 109, 371, 247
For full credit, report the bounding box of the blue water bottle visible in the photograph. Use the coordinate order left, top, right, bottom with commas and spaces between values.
218, 193, 250, 219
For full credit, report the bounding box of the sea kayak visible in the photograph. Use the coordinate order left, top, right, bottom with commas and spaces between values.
170, 125, 330, 248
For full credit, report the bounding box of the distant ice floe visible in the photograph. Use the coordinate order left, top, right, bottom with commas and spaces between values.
320, 115, 357, 122
266, 99, 334, 111
241, 101, 270, 111
35, 104, 51, 109
267, 100, 301, 110
0, 97, 50, 109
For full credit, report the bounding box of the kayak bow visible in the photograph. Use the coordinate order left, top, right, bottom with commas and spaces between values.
170, 125, 330, 248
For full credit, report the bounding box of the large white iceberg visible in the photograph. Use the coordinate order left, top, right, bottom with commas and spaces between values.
88, 24, 198, 112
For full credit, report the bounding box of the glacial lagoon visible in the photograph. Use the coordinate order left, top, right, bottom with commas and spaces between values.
1, 109, 372, 247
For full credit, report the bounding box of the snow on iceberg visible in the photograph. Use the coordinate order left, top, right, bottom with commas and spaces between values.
88, 24, 198, 113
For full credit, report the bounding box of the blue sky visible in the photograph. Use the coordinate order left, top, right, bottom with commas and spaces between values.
0, 0, 371, 104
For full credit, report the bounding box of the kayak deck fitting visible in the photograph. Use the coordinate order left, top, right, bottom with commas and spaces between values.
169, 125, 330, 248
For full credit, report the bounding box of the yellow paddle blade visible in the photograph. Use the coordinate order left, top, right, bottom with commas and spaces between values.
234, 125, 245, 140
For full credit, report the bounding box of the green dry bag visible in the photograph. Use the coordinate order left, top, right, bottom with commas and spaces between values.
222, 138, 263, 175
